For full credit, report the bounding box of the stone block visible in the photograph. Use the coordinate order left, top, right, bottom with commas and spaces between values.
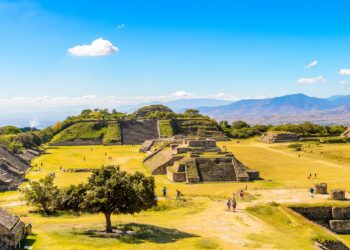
330, 220, 350, 234
315, 183, 328, 194
330, 190, 346, 200
332, 207, 350, 220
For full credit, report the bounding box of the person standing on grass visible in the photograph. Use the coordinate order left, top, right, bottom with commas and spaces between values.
310, 187, 315, 198
232, 197, 237, 212
162, 186, 167, 198
226, 199, 231, 212
239, 190, 245, 201
176, 189, 181, 200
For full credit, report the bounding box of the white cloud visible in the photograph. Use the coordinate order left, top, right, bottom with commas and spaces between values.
0, 91, 243, 111
340, 80, 348, 85
339, 69, 350, 75
68, 38, 118, 57
297, 76, 325, 84
117, 23, 125, 29
306, 60, 318, 69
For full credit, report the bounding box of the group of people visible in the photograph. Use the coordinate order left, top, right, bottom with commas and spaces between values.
226, 197, 237, 212
162, 187, 182, 200
307, 173, 317, 180
226, 190, 245, 212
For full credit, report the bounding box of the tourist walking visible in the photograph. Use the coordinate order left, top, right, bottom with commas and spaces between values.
232, 197, 237, 212
162, 186, 167, 198
226, 199, 231, 212
310, 187, 315, 198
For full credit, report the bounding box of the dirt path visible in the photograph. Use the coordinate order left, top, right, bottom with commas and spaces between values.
179, 188, 331, 249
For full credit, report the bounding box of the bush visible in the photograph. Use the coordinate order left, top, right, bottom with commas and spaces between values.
319, 137, 348, 144
288, 143, 303, 151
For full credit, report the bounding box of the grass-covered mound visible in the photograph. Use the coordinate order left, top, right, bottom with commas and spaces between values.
51, 122, 114, 145
50, 121, 123, 146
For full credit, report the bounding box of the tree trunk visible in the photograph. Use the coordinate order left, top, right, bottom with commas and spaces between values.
104, 212, 113, 233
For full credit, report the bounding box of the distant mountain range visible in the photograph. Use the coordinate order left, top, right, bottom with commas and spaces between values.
198, 94, 350, 125
1, 94, 350, 128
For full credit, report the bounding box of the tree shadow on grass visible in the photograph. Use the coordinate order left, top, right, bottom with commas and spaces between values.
79, 223, 198, 244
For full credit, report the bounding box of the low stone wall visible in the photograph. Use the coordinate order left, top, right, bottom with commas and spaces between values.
187, 139, 216, 148
292, 205, 350, 236
50, 139, 102, 146
290, 206, 333, 220
167, 168, 186, 182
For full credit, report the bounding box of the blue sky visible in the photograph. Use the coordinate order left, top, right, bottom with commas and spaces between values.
1, 0, 350, 109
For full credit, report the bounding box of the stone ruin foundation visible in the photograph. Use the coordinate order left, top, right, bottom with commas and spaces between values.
291, 206, 350, 235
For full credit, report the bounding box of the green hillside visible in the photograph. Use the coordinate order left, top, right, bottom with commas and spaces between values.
51, 121, 123, 145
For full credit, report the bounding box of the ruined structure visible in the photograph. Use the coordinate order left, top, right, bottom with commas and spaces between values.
292, 205, 350, 235
0, 147, 35, 191
0, 208, 30, 249
260, 131, 300, 143
143, 138, 259, 183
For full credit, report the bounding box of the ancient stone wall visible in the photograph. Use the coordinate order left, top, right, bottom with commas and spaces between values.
121, 120, 159, 145
187, 139, 216, 148
50, 139, 102, 146
195, 158, 237, 182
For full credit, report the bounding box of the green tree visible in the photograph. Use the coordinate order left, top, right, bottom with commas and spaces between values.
232, 120, 250, 129
23, 175, 61, 214
183, 109, 200, 117
81, 166, 156, 233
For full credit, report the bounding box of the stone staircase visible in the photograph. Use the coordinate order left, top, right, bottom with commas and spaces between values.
0, 168, 23, 189
0, 147, 30, 172
139, 140, 155, 153
121, 120, 159, 145
144, 148, 184, 174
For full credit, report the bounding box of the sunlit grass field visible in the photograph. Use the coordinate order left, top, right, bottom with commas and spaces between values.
2, 139, 350, 249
